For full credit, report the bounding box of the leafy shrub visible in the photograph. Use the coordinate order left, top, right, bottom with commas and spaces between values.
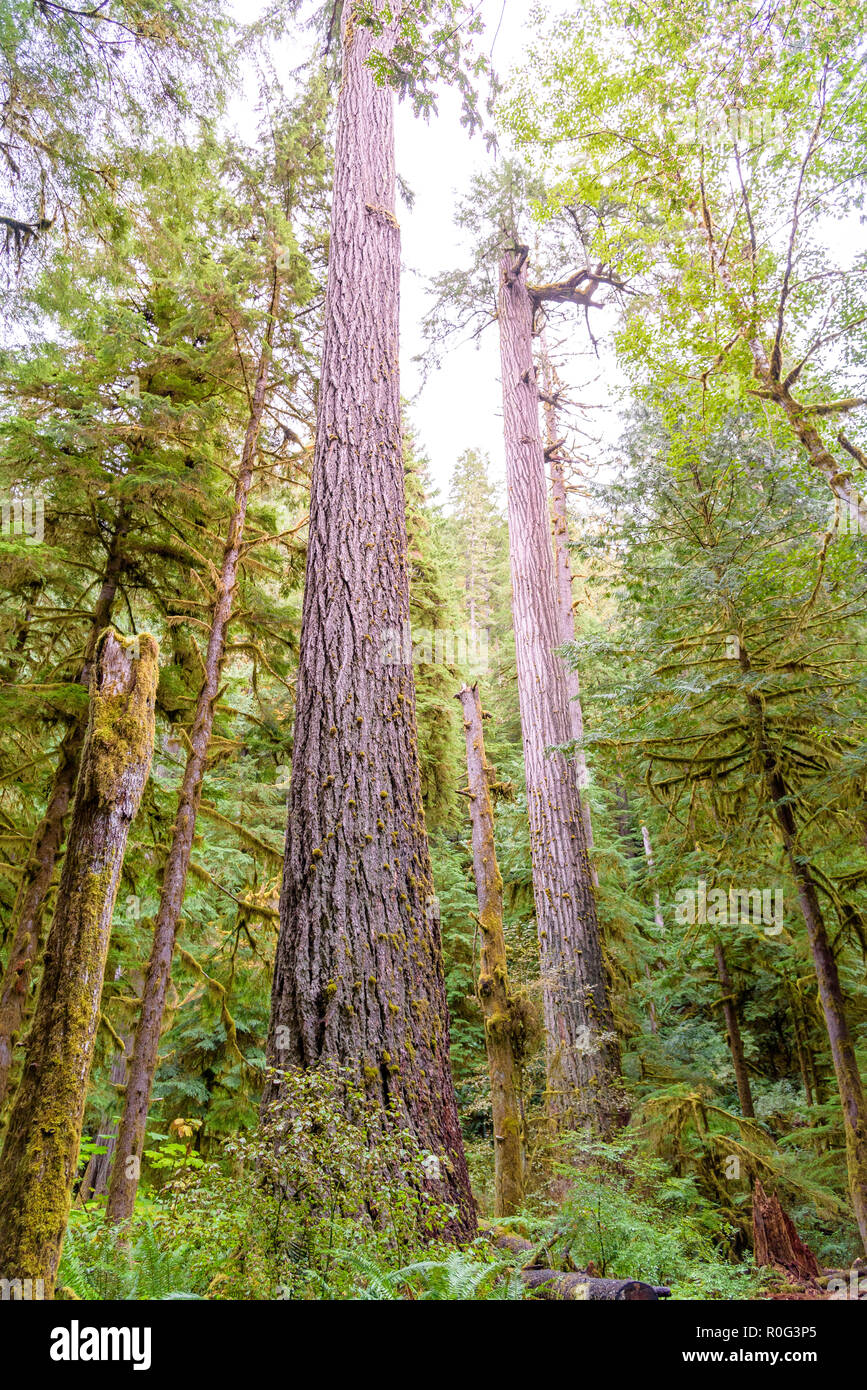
158, 1063, 473, 1298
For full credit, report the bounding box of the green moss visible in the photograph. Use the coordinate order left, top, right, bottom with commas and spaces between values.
88, 630, 159, 808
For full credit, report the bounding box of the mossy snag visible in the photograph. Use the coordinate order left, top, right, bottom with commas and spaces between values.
0, 629, 157, 1295
456, 682, 525, 1217
0, 516, 132, 1113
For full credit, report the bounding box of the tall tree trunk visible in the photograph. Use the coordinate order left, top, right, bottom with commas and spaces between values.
497, 250, 621, 1133
538, 333, 595, 868
0, 513, 129, 1113
262, 3, 474, 1235
104, 269, 281, 1224
768, 767, 867, 1256
0, 630, 157, 1294
457, 683, 524, 1216
682, 460, 855, 1210
713, 940, 755, 1119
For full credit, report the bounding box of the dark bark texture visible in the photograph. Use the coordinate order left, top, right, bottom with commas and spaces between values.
497, 250, 621, 1132
538, 333, 594, 865
263, 5, 474, 1234
0, 630, 157, 1294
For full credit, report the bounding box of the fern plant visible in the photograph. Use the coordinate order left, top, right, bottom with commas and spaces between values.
313, 1245, 525, 1300
58, 1216, 202, 1300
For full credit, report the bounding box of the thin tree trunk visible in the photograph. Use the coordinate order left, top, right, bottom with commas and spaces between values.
784, 972, 814, 1108
640, 825, 665, 935
639, 826, 663, 1035
713, 940, 755, 1119
76, 1015, 131, 1203
0, 630, 157, 1294
0, 513, 129, 1113
730, 588, 866, 1245
680, 459, 855, 1214
538, 333, 595, 869
497, 249, 621, 1133
262, 3, 474, 1235
639, 820, 670, 1037
457, 683, 524, 1216
768, 767, 867, 1256
104, 269, 281, 1224
692, 194, 867, 530
612, 783, 660, 1035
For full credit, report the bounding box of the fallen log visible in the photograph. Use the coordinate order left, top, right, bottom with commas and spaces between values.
491, 1230, 671, 1299
521, 1269, 669, 1300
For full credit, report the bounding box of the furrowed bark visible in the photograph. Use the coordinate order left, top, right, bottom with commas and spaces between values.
497, 250, 622, 1133
0, 630, 157, 1294
0, 513, 129, 1114
262, 3, 474, 1235
538, 333, 595, 869
457, 683, 524, 1216
104, 268, 282, 1225
713, 940, 755, 1120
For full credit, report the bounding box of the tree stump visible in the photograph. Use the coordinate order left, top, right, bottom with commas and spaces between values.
752, 1180, 819, 1280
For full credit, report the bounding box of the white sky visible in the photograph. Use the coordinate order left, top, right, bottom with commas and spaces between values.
394, 1, 622, 505
229, 0, 618, 507
396, 0, 527, 502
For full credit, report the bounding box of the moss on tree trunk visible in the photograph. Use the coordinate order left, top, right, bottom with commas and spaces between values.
0, 512, 130, 1116
0, 630, 157, 1295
